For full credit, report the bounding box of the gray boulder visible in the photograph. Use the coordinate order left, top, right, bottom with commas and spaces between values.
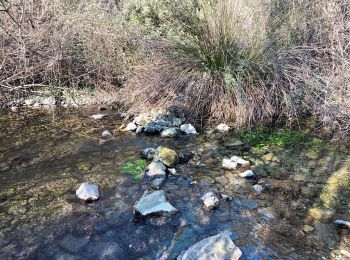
161, 128, 179, 138
180, 124, 197, 134
222, 159, 237, 170
178, 231, 242, 260
146, 161, 167, 177
76, 183, 100, 201
134, 190, 178, 216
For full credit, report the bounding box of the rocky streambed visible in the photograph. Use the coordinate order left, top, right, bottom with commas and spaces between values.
0, 108, 349, 259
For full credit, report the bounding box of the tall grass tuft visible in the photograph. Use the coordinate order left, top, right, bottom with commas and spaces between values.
125, 0, 350, 134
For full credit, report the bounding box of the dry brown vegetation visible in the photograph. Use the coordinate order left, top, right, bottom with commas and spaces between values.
1, 0, 349, 134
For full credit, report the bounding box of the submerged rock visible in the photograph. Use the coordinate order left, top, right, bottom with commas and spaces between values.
201, 192, 220, 210
178, 151, 195, 163
258, 207, 276, 222
151, 177, 166, 189
216, 123, 230, 133
59, 234, 90, 253
76, 183, 100, 201
101, 130, 112, 138
180, 124, 197, 135
134, 190, 178, 216
178, 231, 242, 260
154, 146, 179, 167
161, 128, 179, 138
253, 184, 263, 195
146, 161, 166, 177
222, 159, 237, 170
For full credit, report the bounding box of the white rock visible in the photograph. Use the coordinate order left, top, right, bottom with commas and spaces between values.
135, 126, 143, 134
222, 159, 237, 170
253, 184, 263, 195
178, 231, 242, 260
76, 183, 100, 201
90, 114, 106, 120
146, 161, 166, 177
10, 106, 18, 112
230, 156, 250, 167
216, 123, 230, 132
168, 168, 177, 175
126, 122, 137, 131
201, 192, 220, 210
101, 130, 112, 137
134, 190, 178, 216
24, 99, 34, 106
180, 124, 197, 134
239, 170, 255, 178
161, 128, 178, 138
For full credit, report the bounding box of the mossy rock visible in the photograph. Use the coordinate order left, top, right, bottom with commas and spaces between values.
155, 146, 179, 167
262, 153, 280, 163
305, 149, 319, 160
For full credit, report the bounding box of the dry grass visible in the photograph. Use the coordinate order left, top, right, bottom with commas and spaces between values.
0, 0, 143, 105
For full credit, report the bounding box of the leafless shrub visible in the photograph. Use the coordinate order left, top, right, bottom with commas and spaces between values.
0, 0, 143, 105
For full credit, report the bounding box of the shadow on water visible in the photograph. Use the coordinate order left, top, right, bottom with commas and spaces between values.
0, 108, 349, 259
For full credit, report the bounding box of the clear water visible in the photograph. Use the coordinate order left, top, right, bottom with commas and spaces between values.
0, 108, 349, 259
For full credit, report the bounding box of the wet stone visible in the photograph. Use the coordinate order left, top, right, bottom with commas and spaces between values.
215, 176, 229, 185
146, 161, 166, 177
134, 190, 178, 217
201, 192, 220, 210
76, 183, 100, 201
59, 234, 90, 253
142, 148, 156, 160
85, 242, 123, 260
178, 231, 242, 260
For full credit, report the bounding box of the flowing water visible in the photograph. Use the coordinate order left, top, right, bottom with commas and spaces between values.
0, 108, 349, 259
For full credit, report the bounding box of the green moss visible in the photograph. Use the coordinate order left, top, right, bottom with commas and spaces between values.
121, 159, 147, 181
235, 128, 306, 148
77, 162, 92, 172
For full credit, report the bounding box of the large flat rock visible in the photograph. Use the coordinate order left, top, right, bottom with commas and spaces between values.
134, 190, 178, 216
178, 231, 242, 260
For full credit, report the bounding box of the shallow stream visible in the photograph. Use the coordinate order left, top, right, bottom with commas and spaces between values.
0, 108, 349, 259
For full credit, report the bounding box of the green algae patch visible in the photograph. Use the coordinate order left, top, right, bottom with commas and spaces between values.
234, 128, 306, 148
77, 162, 92, 172
121, 159, 147, 181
